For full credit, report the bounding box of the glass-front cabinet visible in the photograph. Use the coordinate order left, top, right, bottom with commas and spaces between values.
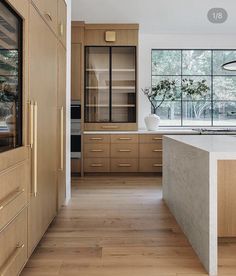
85, 46, 137, 128
0, 1, 22, 152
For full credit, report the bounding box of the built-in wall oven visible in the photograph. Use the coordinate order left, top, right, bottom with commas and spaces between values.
71, 101, 81, 158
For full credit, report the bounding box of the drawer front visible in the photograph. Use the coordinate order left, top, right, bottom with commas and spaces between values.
139, 134, 163, 144
84, 144, 110, 158
0, 208, 27, 276
58, 0, 67, 46
32, 0, 58, 33
84, 123, 137, 131
139, 144, 162, 159
111, 159, 138, 172
111, 144, 138, 158
139, 159, 162, 173
0, 162, 29, 231
84, 158, 110, 172
111, 134, 138, 144
84, 134, 110, 144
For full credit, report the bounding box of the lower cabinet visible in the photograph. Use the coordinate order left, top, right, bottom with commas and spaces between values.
0, 208, 27, 276
83, 134, 163, 173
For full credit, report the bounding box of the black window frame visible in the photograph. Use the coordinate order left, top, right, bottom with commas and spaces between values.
151, 49, 236, 127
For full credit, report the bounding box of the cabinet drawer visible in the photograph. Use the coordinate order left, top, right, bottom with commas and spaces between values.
139, 144, 162, 158
111, 159, 138, 172
0, 162, 28, 231
32, 0, 58, 33
84, 158, 110, 172
139, 159, 162, 173
84, 144, 110, 158
84, 134, 110, 144
111, 144, 138, 158
58, 0, 67, 46
0, 208, 27, 276
139, 134, 163, 144
111, 134, 138, 144
84, 123, 137, 131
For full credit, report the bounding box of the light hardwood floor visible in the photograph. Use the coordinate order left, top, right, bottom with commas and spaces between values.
21, 176, 236, 276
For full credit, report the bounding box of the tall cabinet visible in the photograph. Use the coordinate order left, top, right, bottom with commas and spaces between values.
0, 0, 67, 274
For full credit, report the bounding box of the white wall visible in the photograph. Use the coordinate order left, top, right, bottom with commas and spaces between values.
139, 33, 236, 129
65, 0, 71, 203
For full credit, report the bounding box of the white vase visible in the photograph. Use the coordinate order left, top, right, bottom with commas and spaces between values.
144, 114, 160, 131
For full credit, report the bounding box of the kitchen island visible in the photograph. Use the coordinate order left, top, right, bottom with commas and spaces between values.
163, 135, 236, 276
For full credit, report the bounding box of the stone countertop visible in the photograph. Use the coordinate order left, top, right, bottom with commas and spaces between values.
83, 128, 199, 135
165, 135, 236, 153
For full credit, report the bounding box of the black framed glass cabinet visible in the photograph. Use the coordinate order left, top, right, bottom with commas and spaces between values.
0, 0, 22, 152
84, 46, 137, 130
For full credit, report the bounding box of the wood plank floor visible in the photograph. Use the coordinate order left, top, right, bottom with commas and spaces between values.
21, 176, 236, 276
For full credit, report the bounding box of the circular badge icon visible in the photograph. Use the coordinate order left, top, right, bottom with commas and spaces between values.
207, 8, 228, 24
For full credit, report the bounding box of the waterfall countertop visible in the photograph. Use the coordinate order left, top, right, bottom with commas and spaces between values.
164, 135, 236, 153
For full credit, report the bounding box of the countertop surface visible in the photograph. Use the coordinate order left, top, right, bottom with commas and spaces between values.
83, 128, 198, 135
165, 135, 236, 153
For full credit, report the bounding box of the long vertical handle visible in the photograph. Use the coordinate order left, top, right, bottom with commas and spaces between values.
33, 102, 38, 197
60, 106, 64, 171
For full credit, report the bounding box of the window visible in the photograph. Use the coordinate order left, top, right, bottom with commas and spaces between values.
151, 49, 236, 126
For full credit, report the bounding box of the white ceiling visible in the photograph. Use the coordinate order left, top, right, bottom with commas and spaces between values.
71, 0, 236, 34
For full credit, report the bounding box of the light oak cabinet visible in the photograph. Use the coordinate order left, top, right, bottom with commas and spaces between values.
71, 43, 82, 101
28, 4, 58, 255
32, 0, 58, 34
58, 0, 67, 47
83, 134, 163, 173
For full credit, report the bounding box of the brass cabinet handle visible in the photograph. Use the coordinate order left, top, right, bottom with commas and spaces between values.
153, 137, 162, 140
153, 149, 162, 152
90, 137, 103, 141
118, 164, 131, 167
59, 22, 64, 36
119, 137, 132, 140
0, 243, 25, 276
91, 164, 103, 167
32, 102, 38, 197
153, 164, 162, 167
60, 107, 64, 171
118, 149, 131, 152
0, 188, 25, 211
90, 149, 103, 152
45, 12, 53, 21
29, 102, 34, 148
102, 126, 119, 129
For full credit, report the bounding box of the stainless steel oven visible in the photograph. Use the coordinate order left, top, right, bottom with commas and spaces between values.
71, 101, 81, 158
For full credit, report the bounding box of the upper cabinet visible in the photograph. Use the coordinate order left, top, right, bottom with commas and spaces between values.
58, 0, 67, 47
32, 0, 58, 34
84, 24, 139, 46
0, 0, 23, 153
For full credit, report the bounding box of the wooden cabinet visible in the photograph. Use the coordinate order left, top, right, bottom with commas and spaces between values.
57, 43, 67, 210
84, 24, 139, 46
71, 43, 82, 101
32, 0, 58, 33
58, 0, 67, 47
0, 208, 27, 276
28, 4, 58, 255
84, 46, 137, 131
83, 133, 163, 173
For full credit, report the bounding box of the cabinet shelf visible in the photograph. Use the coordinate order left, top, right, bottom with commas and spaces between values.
86, 68, 135, 73
86, 104, 135, 108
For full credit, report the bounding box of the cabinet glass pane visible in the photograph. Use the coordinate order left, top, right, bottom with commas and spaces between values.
85, 47, 110, 122
111, 47, 136, 123
0, 1, 22, 152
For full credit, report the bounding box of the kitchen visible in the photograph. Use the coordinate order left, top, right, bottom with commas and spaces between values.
0, 0, 236, 276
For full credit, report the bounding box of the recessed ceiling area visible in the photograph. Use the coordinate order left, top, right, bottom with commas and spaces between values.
71, 0, 236, 34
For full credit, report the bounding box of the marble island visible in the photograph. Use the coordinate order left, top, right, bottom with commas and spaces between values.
163, 135, 236, 276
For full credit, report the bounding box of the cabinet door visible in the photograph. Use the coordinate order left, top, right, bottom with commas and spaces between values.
71, 43, 82, 101
58, 0, 67, 47
111, 47, 136, 123
84, 47, 110, 122
57, 43, 66, 210
28, 5, 57, 255
32, 0, 57, 34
